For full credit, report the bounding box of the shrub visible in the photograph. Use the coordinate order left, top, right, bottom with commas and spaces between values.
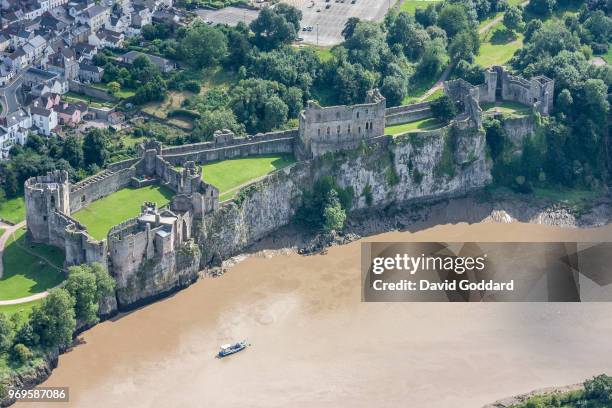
430, 95, 458, 123
12, 344, 33, 364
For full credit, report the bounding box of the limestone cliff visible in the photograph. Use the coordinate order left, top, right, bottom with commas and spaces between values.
197, 124, 491, 263
114, 240, 201, 309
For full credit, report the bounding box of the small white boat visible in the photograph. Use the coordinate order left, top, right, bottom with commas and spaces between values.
217, 341, 248, 358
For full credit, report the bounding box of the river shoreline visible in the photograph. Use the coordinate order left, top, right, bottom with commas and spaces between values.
4, 191, 612, 407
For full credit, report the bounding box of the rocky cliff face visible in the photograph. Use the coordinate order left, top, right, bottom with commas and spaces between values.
198, 125, 492, 262
118, 125, 492, 308
115, 240, 201, 309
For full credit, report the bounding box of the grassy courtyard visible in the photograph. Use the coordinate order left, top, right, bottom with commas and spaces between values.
0, 197, 25, 224
475, 23, 523, 67
385, 117, 445, 136
72, 185, 174, 240
482, 101, 532, 117
202, 155, 296, 201
0, 229, 65, 301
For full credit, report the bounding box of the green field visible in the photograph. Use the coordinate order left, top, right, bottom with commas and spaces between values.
385, 117, 445, 135
475, 24, 523, 67
0, 197, 25, 224
202, 155, 296, 201
400, 0, 441, 14
72, 185, 174, 240
482, 101, 532, 117
0, 229, 65, 301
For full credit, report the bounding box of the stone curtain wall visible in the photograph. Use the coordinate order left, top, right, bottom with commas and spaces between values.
69, 167, 137, 213
161, 130, 297, 165
385, 102, 433, 126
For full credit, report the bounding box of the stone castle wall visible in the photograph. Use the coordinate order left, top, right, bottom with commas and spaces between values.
24, 74, 546, 310
297, 89, 386, 159
483, 66, 554, 115
385, 102, 432, 126
160, 129, 297, 165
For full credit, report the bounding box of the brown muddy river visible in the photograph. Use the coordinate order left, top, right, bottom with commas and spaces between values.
20, 221, 612, 408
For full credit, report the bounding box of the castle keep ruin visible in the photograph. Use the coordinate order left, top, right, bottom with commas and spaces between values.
24, 67, 551, 309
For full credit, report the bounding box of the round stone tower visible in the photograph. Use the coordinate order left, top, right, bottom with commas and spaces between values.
24, 170, 71, 244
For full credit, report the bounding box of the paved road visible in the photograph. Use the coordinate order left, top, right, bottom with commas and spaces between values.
0, 73, 24, 117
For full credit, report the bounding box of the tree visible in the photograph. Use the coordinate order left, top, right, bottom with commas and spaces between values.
107, 81, 120, 95
556, 88, 573, 115
83, 129, 109, 167
417, 38, 448, 77
438, 4, 469, 38
585, 10, 612, 44
250, 6, 301, 49
231, 78, 290, 133
192, 109, 244, 142
342, 17, 360, 40
30, 288, 76, 348
62, 135, 84, 168
89, 262, 116, 301
381, 75, 407, 107
415, 4, 438, 27
503, 5, 524, 32
345, 22, 389, 71
584, 374, 612, 403
179, 22, 228, 69
65, 266, 99, 326
527, 0, 556, 15
0, 314, 13, 353
323, 191, 346, 232
430, 95, 457, 123
263, 95, 289, 132
449, 30, 480, 62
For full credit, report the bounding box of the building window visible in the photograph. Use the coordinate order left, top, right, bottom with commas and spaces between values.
358, 127, 361, 134
356, 112, 360, 119
326, 127, 330, 135
318, 128, 321, 136
365, 122, 369, 130
337, 125, 340, 134
348, 125, 351, 133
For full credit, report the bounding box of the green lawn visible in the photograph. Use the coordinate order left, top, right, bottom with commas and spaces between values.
482, 101, 532, 117
202, 155, 296, 201
93, 83, 136, 99
0, 197, 25, 224
72, 185, 174, 240
0, 300, 40, 318
0, 229, 65, 301
64, 92, 115, 109
400, 0, 441, 14
475, 24, 523, 67
385, 117, 445, 135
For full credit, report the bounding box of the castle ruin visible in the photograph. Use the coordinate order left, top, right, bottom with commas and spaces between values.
24, 67, 552, 309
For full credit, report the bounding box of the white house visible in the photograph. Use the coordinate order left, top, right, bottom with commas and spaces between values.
31, 105, 58, 136
0, 108, 32, 160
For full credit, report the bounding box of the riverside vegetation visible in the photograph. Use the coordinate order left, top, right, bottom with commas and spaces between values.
0, 264, 114, 400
